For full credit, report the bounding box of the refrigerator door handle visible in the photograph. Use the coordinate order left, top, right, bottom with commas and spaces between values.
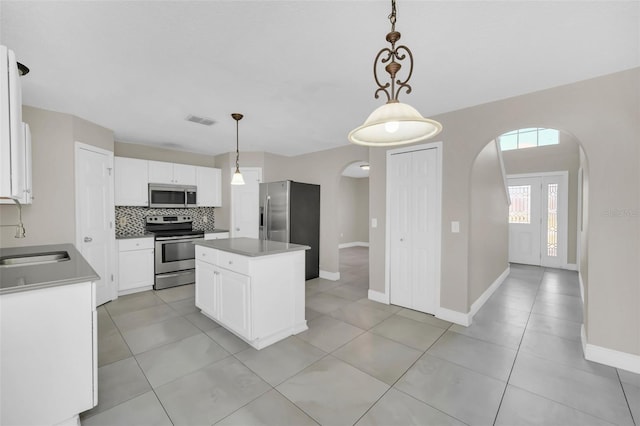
264, 195, 270, 240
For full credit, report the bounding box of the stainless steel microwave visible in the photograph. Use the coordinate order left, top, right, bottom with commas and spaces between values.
148, 184, 197, 208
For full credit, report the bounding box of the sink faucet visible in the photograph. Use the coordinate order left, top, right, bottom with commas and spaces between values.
0, 197, 26, 238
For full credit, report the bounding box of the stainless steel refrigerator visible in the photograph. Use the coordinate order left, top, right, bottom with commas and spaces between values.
259, 180, 320, 280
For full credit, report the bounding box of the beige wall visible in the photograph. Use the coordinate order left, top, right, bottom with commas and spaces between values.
264, 145, 369, 274
468, 140, 510, 304
114, 141, 216, 167
339, 176, 369, 245
0, 106, 114, 248
214, 147, 369, 274
579, 145, 590, 332
502, 132, 580, 264
369, 68, 639, 356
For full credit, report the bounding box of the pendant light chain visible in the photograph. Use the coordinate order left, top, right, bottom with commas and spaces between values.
231, 113, 244, 174
235, 118, 240, 172
389, 0, 396, 32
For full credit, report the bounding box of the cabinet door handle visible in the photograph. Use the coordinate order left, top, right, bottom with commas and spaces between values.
84, 237, 93, 243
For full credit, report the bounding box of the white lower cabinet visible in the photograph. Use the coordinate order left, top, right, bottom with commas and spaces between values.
1, 281, 96, 426
217, 267, 252, 339
195, 245, 307, 349
117, 237, 154, 295
195, 259, 217, 318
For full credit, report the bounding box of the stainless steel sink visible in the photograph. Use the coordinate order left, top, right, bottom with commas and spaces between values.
0, 251, 70, 268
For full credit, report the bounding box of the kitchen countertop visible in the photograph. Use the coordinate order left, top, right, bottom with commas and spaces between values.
0, 243, 99, 295
194, 237, 309, 257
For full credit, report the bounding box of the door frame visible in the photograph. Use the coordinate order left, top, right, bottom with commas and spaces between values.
384, 141, 442, 308
230, 166, 262, 238
74, 142, 116, 304
507, 171, 569, 268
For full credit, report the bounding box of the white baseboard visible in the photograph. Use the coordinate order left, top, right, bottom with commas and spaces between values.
339, 242, 370, 249
469, 266, 510, 319
436, 307, 471, 327
581, 325, 640, 374
319, 270, 340, 281
564, 263, 578, 271
119, 285, 153, 296
435, 266, 509, 328
368, 289, 388, 304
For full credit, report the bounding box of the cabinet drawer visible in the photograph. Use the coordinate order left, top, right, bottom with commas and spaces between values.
196, 246, 218, 265
218, 251, 250, 275
205, 232, 229, 240
118, 237, 154, 252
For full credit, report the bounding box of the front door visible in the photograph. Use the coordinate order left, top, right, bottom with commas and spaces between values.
75, 143, 116, 306
508, 172, 568, 268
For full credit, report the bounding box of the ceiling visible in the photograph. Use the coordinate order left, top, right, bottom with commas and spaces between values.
1, 1, 638, 157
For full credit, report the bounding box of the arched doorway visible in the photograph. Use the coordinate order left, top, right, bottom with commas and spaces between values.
467, 126, 590, 320
338, 160, 370, 287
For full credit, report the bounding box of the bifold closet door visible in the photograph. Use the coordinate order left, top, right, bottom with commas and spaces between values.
389, 148, 439, 314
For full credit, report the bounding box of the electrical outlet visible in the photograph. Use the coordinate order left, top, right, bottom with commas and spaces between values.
203, 216, 208, 223
118, 217, 127, 227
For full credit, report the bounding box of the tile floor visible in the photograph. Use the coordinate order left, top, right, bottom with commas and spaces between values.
81, 247, 639, 425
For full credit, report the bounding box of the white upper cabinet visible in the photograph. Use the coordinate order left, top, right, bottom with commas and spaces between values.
114, 157, 148, 206
148, 160, 196, 185
196, 166, 221, 207
1, 45, 31, 203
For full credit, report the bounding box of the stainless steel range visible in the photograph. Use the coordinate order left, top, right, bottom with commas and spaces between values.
145, 215, 204, 290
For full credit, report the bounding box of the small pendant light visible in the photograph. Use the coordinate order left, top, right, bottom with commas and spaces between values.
230, 113, 245, 185
348, 0, 442, 146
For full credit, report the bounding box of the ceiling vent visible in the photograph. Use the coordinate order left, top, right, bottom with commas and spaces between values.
186, 115, 216, 126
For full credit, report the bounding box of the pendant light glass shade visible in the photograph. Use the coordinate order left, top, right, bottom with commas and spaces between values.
231, 169, 245, 185
348, 102, 442, 146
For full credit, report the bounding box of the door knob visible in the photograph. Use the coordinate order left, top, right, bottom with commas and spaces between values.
236, 227, 240, 231
84, 237, 93, 243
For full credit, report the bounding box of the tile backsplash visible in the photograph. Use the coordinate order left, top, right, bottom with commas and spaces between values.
115, 206, 216, 237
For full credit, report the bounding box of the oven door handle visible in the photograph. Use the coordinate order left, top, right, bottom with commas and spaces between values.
155, 235, 204, 242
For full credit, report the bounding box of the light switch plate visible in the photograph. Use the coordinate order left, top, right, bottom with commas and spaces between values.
451, 221, 460, 233
372, 218, 378, 228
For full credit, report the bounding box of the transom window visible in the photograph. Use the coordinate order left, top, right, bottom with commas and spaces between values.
499, 128, 559, 151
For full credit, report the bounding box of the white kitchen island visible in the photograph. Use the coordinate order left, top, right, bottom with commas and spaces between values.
194, 238, 309, 350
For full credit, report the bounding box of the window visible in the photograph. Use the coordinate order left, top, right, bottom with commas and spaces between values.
499, 128, 559, 151
508, 185, 531, 224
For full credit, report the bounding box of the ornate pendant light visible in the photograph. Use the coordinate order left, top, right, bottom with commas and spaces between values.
230, 113, 245, 185
348, 0, 442, 146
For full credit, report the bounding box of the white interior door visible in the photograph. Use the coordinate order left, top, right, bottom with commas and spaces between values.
76, 143, 116, 306
388, 145, 440, 315
508, 172, 568, 267
231, 167, 262, 238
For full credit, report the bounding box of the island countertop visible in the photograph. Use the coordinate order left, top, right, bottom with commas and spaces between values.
0, 243, 99, 295
194, 237, 309, 257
